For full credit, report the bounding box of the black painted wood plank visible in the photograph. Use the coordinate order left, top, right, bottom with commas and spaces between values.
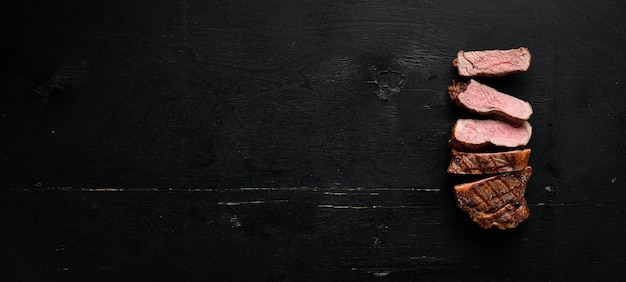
1, 0, 626, 280
2, 190, 625, 280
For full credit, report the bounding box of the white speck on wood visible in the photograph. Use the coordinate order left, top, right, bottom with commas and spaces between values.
230, 215, 242, 228
318, 204, 429, 209
323, 192, 347, 196
373, 271, 391, 277
218, 200, 288, 206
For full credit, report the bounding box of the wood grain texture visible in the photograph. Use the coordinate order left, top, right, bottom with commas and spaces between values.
2, 189, 625, 280
1, 0, 626, 280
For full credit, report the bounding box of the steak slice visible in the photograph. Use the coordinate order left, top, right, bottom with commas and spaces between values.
447, 149, 531, 174
448, 79, 533, 126
453, 47, 531, 77
454, 166, 532, 229
449, 119, 532, 152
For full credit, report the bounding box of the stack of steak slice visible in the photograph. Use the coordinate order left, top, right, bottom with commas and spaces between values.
448, 47, 534, 229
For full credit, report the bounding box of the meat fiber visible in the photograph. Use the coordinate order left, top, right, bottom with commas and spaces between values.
449, 119, 532, 152
453, 47, 531, 77
448, 79, 533, 126
454, 166, 532, 229
447, 149, 531, 175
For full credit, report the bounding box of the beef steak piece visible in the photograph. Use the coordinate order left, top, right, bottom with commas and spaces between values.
453, 47, 531, 77
449, 119, 532, 152
447, 148, 531, 174
454, 166, 532, 229
448, 79, 533, 126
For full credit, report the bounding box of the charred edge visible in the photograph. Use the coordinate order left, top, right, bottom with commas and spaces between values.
488, 111, 526, 127
503, 152, 516, 168
448, 138, 493, 152
449, 137, 528, 153
447, 80, 468, 100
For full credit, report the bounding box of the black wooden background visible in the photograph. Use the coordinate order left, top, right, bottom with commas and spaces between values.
2, 0, 626, 280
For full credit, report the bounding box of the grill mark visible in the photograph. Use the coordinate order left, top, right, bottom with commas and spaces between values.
489, 156, 500, 171
503, 152, 515, 168
475, 154, 488, 172
454, 166, 532, 229
460, 155, 475, 173
492, 179, 518, 207
469, 185, 490, 211
449, 150, 530, 174
471, 154, 485, 174
464, 171, 527, 212
502, 177, 521, 198
499, 154, 512, 170
504, 182, 524, 199
490, 179, 508, 195
486, 182, 506, 212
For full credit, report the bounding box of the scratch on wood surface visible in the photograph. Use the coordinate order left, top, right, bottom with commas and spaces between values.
219, 201, 264, 206
318, 204, 440, 209
218, 200, 289, 206
372, 271, 391, 277
81, 188, 127, 192
352, 264, 447, 275
45, 266, 111, 271
318, 204, 370, 209
323, 192, 348, 196
324, 79, 378, 83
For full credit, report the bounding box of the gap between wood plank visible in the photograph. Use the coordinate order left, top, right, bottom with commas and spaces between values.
2, 187, 443, 192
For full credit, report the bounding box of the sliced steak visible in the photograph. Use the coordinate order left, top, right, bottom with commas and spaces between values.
454, 166, 532, 229
449, 119, 532, 151
447, 148, 531, 174
453, 47, 531, 77
448, 79, 533, 126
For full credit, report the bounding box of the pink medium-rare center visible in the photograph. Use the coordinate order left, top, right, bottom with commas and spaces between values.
450, 119, 532, 151
455, 47, 531, 77
453, 79, 533, 126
